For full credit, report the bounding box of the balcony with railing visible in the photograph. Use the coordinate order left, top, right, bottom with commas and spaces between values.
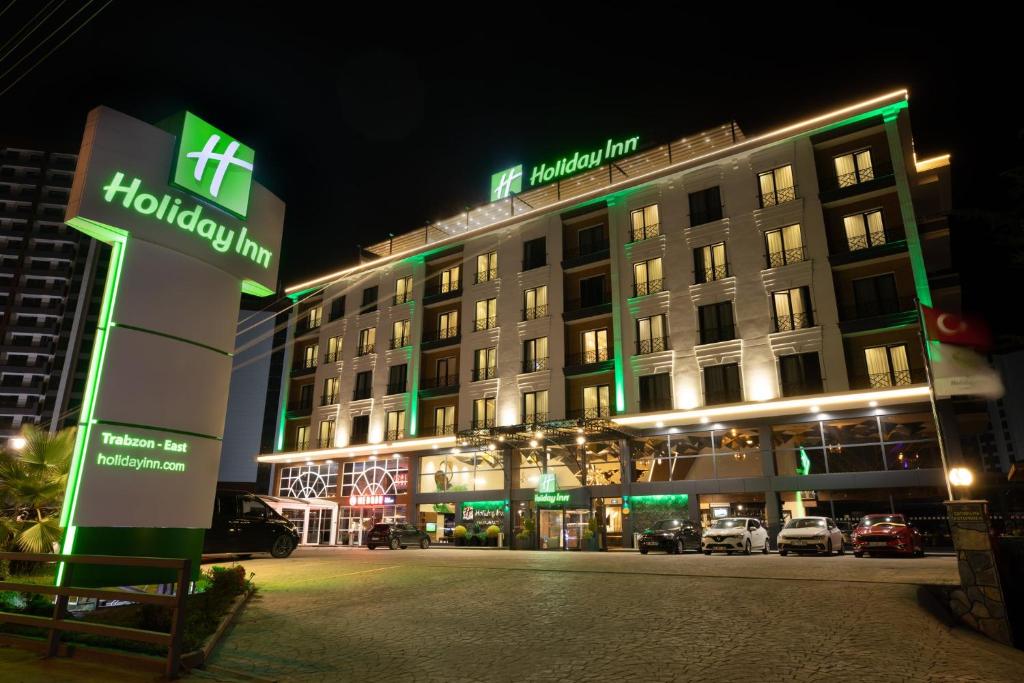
850, 367, 927, 390
562, 234, 610, 270
471, 366, 497, 382
635, 337, 669, 355
291, 358, 317, 376
287, 397, 314, 416
419, 374, 460, 394
695, 264, 730, 284
704, 388, 742, 406
766, 246, 807, 269
563, 291, 613, 321
819, 162, 895, 203
393, 292, 413, 306
384, 429, 406, 442
421, 423, 457, 437
772, 312, 815, 333
424, 277, 462, 302
352, 386, 372, 401
470, 419, 496, 430
632, 279, 664, 298
829, 227, 907, 265
422, 325, 460, 347
689, 206, 724, 227
474, 267, 498, 284
292, 439, 311, 452
522, 412, 550, 425
564, 349, 613, 374
567, 406, 612, 420
386, 381, 407, 395
698, 324, 737, 346
838, 297, 918, 333
322, 392, 340, 406
389, 335, 410, 350
522, 305, 549, 321
629, 223, 661, 243
356, 343, 376, 357
348, 431, 369, 446
324, 350, 341, 363
757, 185, 799, 209
295, 318, 320, 337
472, 316, 497, 332
522, 357, 549, 374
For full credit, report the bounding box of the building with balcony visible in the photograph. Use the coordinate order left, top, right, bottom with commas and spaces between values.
258, 90, 965, 550
0, 147, 106, 444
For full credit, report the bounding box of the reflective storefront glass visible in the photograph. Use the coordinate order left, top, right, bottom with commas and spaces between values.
419, 452, 504, 493
631, 428, 760, 482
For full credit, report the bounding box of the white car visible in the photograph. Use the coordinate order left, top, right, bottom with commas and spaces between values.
777, 516, 844, 556
701, 517, 769, 555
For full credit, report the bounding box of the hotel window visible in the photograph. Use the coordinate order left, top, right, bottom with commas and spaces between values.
433, 405, 456, 435
318, 419, 335, 448
523, 390, 549, 423
582, 384, 611, 418
698, 301, 735, 344
523, 285, 548, 320
635, 314, 667, 355
864, 344, 912, 388
638, 373, 673, 413
579, 274, 608, 307
843, 209, 886, 251
328, 296, 345, 321
833, 148, 874, 188
279, 460, 338, 497
771, 286, 813, 332
350, 415, 370, 445
322, 377, 339, 405
437, 310, 458, 338
580, 328, 609, 364
295, 425, 310, 450
391, 319, 410, 349
472, 397, 496, 429
419, 451, 504, 493
765, 224, 805, 268
441, 265, 461, 293
474, 298, 497, 331
688, 186, 722, 226
394, 276, 413, 304
387, 364, 407, 394
523, 336, 548, 373
852, 273, 901, 318
306, 305, 322, 330
298, 383, 314, 409
629, 204, 660, 242
704, 363, 742, 405
475, 251, 497, 283
360, 285, 378, 314
633, 257, 663, 297
385, 410, 406, 441
779, 352, 823, 397
300, 343, 318, 370
353, 370, 373, 400
694, 242, 728, 283
325, 336, 341, 363
357, 327, 376, 355
523, 236, 546, 270
575, 223, 607, 256
473, 347, 497, 381
757, 164, 796, 207
435, 357, 455, 383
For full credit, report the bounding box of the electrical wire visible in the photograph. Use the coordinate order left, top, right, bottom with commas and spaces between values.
0, 0, 64, 67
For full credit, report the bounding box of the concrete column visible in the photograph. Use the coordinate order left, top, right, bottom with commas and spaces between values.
619, 437, 634, 547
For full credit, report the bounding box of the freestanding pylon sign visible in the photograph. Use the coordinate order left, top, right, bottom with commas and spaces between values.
60, 107, 284, 585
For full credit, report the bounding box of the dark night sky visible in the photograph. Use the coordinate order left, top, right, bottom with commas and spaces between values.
1, 5, 1021, 322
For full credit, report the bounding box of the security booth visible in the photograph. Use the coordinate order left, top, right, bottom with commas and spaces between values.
260, 495, 338, 546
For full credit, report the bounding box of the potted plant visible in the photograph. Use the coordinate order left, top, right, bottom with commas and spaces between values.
516, 516, 535, 550
486, 524, 501, 547
585, 517, 601, 551
453, 525, 468, 546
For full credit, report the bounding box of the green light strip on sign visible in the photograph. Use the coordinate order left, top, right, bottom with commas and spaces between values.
58, 235, 128, 585
626, 494, 690, 506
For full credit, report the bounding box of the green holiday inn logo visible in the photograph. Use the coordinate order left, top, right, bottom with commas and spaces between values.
172, 112, 254, 218
490, 165, 523, 201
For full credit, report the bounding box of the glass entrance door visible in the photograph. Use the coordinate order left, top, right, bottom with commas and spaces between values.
565, 509, 590, 550
539, 509, 563, 549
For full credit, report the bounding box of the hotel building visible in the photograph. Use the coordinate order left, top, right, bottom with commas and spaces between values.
258, 90, 962, 549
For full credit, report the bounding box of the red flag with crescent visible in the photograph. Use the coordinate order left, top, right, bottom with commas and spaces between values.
921, 305, 991, 351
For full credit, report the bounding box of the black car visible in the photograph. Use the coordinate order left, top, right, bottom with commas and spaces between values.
203, 492, 299, 558
367, 523, 431, 550
638, 519, 701, 554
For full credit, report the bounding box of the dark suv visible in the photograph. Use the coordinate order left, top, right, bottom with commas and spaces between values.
367, 523, 430, 550
203, 492, 299, 558
638, 519, 701, 554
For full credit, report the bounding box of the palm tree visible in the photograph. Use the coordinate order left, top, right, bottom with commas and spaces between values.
0, 424, 76, 554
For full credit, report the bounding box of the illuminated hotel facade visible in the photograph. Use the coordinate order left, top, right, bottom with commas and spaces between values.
258, 90, 961, 549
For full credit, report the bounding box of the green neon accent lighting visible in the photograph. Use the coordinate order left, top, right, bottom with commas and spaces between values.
526, 136, 640, 187
94, 420, 221, 441
797, 447, 811, 476
172, 111, 254, 218
103, 171, 273, 269
242, 280, 274, 297
286, 286, 319, 302
110, 322, 233, 356
809, 100, 908, 137
58, 236, 128, 585
490, 165, 522, 200
463, 500, 506, 511
627, 494, 689, 506
535, 492, 570, 506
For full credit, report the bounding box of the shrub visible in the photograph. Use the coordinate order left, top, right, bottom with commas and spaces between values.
209, 565, 247, 596
486, 525, 500, 538
453, 525, 468, 539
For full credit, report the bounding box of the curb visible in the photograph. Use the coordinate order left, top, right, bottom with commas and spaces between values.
180, 585, 255, 672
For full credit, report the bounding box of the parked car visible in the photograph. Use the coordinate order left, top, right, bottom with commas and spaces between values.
777, 517, 845, 556
701, 517, 769, 555
203, 491, 299, 558
367, 523, 431, 550
638, 519, 701, 554
851, 514, 924, 557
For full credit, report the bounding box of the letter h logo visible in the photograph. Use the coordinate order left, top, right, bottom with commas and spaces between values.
490, 165, 523, 201
172, 112, 255, 218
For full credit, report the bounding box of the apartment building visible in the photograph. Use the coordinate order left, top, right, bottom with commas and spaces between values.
259, 91, 962, 549
0, 147, 105, 443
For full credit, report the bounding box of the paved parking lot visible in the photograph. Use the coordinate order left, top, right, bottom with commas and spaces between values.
203, 547, 1024, 682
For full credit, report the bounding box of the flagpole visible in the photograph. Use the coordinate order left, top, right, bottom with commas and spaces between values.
916, 300, 954, 500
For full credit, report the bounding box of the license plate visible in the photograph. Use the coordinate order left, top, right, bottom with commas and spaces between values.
789, 540, 806, 546
643, 541, 659, 546
867, 541, 890, 547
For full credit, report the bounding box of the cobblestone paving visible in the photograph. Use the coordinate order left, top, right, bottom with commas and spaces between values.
207, 548, 1024, 682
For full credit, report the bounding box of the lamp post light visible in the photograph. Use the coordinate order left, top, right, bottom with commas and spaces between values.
948, 466, 974, 500
9, 436, 26, 451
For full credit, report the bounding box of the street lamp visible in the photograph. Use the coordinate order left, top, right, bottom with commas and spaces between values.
949, 466, 974, 499
9, 436, 26, 451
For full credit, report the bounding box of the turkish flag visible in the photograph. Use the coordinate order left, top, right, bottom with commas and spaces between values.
921, 306, 991, 350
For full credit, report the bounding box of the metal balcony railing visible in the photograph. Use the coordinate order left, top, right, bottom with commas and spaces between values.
352, 387, 372, 401
349, 432, 369, 446
566, 349, 611, 367
689, 207, 724, 226
471, 366, 497, 381
317, 437, 335, 449
473, 316, 497, 332
422, 326, 459, 343
294, 440, 310, 451
563, 238, 610, 260
758, 185, 798, 209
475, 268, 498, 283
423, 423, 456, 436
420, 375, 459, 390
390, 336, 410, 349
635, 337, 669, 355
424, 278, 461, 297
766, 246, 807, 268
629, 223, 661, 242
393, 292, 412, 305
567, 407, 611, 420
386, 382, 407, 395
522, 357, 549, 373
840, 297, 917, 321
565, 293, 612, 312
772, 312, 814, 332
288, 398, 313, 413
324, 351, 341, 363
321, 393, 339, 406
633, 279, 664, 297
357, 343, 376, 356
827, 163, 893, 192
859, 368, 926, 389
522, 412, 549, 425
384, 429, 406, 442
699, 324, 737, 345
470, 419, 496, 430
522, 305, 549, 321
704, 389, 742, 406
696, 264, 729, 284
522, 256, 546, 271
844, 231, 889, 252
